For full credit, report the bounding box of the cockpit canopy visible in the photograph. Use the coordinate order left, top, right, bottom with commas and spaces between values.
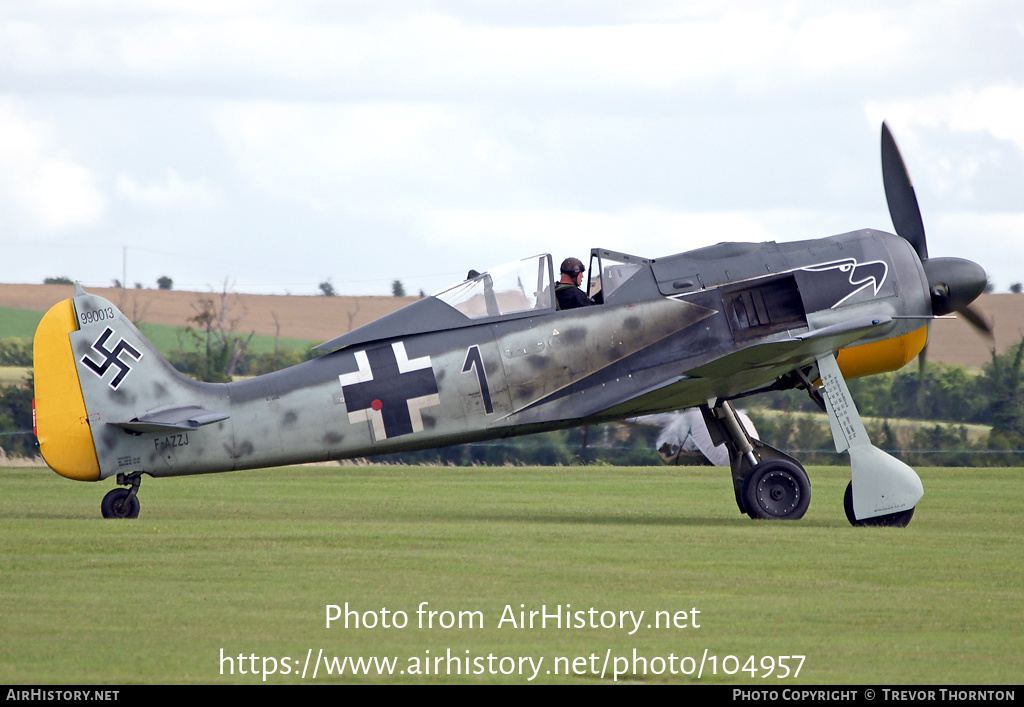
315, 248, 653, 354
434, 248, 652, 317
434, 254, 554, 319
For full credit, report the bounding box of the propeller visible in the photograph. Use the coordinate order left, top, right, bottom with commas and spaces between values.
880, 122, 993, 339
880, 122, 993, 413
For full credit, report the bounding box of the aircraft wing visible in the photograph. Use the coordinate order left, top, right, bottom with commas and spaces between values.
503, 315, 893, 425
682, 315, 891, 379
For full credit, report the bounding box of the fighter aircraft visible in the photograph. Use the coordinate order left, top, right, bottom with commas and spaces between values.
33, 124, 989, 525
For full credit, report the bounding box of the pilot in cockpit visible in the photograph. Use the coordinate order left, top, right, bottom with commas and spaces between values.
555, 257, 596, 310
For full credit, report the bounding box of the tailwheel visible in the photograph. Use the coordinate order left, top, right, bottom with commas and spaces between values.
100, 472, 142, 519
844, 483, 915, 527
101, 488, 140, 519
742, 460, 810, 520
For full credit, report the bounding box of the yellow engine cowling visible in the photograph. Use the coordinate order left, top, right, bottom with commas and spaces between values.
835, 325, 929, 381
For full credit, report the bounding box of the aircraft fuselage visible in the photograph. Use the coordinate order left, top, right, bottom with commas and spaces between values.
36, 228, 931, 482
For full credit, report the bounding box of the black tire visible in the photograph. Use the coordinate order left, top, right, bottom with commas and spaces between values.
843, 483, 914, 527
101, 487, 140, 519
742, 460, 810, 520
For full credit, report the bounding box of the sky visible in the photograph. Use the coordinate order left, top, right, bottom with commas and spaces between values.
2, 1, 1022, 297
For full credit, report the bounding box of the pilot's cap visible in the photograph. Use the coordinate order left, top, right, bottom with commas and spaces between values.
560, 257, 585, 275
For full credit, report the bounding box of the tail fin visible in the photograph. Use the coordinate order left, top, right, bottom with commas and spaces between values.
34, 284, 228, 481
34, 292, 100, 480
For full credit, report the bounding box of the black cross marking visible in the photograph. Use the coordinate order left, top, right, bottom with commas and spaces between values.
81, 327, 143, 390
338, 342, 439, 440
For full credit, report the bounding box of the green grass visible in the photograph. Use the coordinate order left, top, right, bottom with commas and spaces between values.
0, 307, 44, 339
1, 464, 1021, 684
134, 321, 317, 357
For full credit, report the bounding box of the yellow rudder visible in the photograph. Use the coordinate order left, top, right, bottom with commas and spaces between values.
33, 298, 100, 481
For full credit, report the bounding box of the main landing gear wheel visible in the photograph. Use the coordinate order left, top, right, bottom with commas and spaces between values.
742, 460, 810, 520
100, 487, 140, 519
843, 483, 915, 527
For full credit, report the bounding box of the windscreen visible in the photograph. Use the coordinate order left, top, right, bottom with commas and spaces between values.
435, 254, 553, 319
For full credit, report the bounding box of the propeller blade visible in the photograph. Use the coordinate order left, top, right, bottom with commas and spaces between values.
879, 122, 991, 409
916, 341, 928, 416
958, 304, 995, 341
881, 122, 928, 260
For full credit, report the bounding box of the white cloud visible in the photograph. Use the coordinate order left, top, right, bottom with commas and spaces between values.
866, 84, 1024, 153
0, 2, 1020, 294
116, 169, 222, 208
931, 211, 1024, 291
864, 83, 1024, 215
210, 101, 526, 211
0, 4, 982, 97
0, 97, 105, 231
420, 206, 780, 261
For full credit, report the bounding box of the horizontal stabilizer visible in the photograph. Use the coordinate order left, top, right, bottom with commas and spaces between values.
111, 406, 230, 434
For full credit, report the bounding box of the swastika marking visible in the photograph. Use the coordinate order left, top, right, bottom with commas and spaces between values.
81, 327, 143, 390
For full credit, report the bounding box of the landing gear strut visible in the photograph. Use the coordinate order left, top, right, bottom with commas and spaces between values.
100, 472, 143, 519
814, 353, 922, 527
702, 400, 811, 521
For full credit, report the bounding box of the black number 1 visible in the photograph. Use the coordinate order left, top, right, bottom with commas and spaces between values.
462, 345, 494, 414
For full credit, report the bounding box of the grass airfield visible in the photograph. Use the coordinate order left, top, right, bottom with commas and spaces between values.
1, 463, 1021, 685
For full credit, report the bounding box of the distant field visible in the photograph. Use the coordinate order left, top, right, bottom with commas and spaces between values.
0, 367, 30, 385
0, 307, 43, 339
755, 407, 993, 445
2, 463, 1021, 684
0, 283, 414, 344
134, 321, 318, 357
0, 306, 317, 357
